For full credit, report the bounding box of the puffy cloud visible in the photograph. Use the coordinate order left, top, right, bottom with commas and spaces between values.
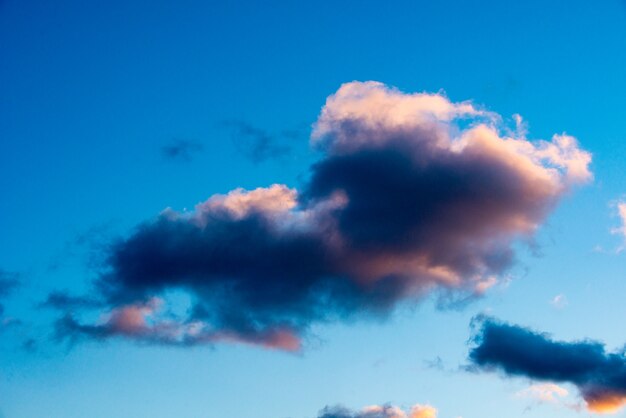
189, 184, 298, 222
317, 404, 437, 418
312, 81, 486, 151
469, 317, 626, 414
313, 81, 590, 185
409, 404, 438, 418
54, 81, 591, 350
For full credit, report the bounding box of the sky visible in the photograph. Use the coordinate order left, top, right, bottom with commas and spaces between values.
1, 1, 626, 417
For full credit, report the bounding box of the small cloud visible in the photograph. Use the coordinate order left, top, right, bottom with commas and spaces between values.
161, 139, 203, 162
515, 383, 582, 413
512, 113, 528, 139
423, 356, 444, 371
316, 403, 437, 418
516, 383, 569, 403
549, 294, 568, 309
592, 245, 606, 254
225, 120, 293, 163
21, 338, 37, 353
409, 405, 438, 418
0, 270, 20, 298
53, 297, 301, 352
469, 316, 626, 414
0, 270, 20, 323
38, 291, 103, 311
611, 200, 626, 252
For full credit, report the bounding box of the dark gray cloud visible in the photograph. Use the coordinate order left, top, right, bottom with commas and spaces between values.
39, 291, 103, 311
469, 317, 626, 413
53, 81, 591, 350
161, 139, 203, 161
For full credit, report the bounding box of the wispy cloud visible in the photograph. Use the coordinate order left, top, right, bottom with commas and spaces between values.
516, 383, 569, 403
0, 270, 22, 335
225, 120, 294, 163
39, 291, 103, 311
515, 383, 582, 413
54, 297, 300, 351
611, 200, 626, 251
161, 139, 203, 162
0, 270, 19, 298
549, 294, 568, 309
423, 356, 445, 371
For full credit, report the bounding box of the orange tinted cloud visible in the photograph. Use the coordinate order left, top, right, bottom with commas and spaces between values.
317, 403, 437, 418
53, 82, 591, 350
586, 392, 626, 414
471, 317, 626, 415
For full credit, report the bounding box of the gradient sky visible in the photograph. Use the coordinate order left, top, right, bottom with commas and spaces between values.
1, 1, 626, 417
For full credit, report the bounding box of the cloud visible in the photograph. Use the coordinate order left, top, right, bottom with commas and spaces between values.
39, 291, 103, 310
516, 383, 569, 403
54, 297, 300, 351
161, 139, 203, 162
226, 121, 292, 163
469, 317, 626, 414
55, 81, 591, 350
0, 270, 19, 298
21, 338, 37, 352
423, 356, 445, 371
407, 405, 438, 418
317, 404, 437, 418
550, 294, 568, 309
0, 270, 20, 319
611, 201, 626, 249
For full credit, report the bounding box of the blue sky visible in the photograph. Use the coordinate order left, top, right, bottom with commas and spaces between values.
1, 1, 626, 417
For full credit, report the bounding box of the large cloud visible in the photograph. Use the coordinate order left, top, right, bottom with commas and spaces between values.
469, 317, 626, 414
53, 81, 591, 350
